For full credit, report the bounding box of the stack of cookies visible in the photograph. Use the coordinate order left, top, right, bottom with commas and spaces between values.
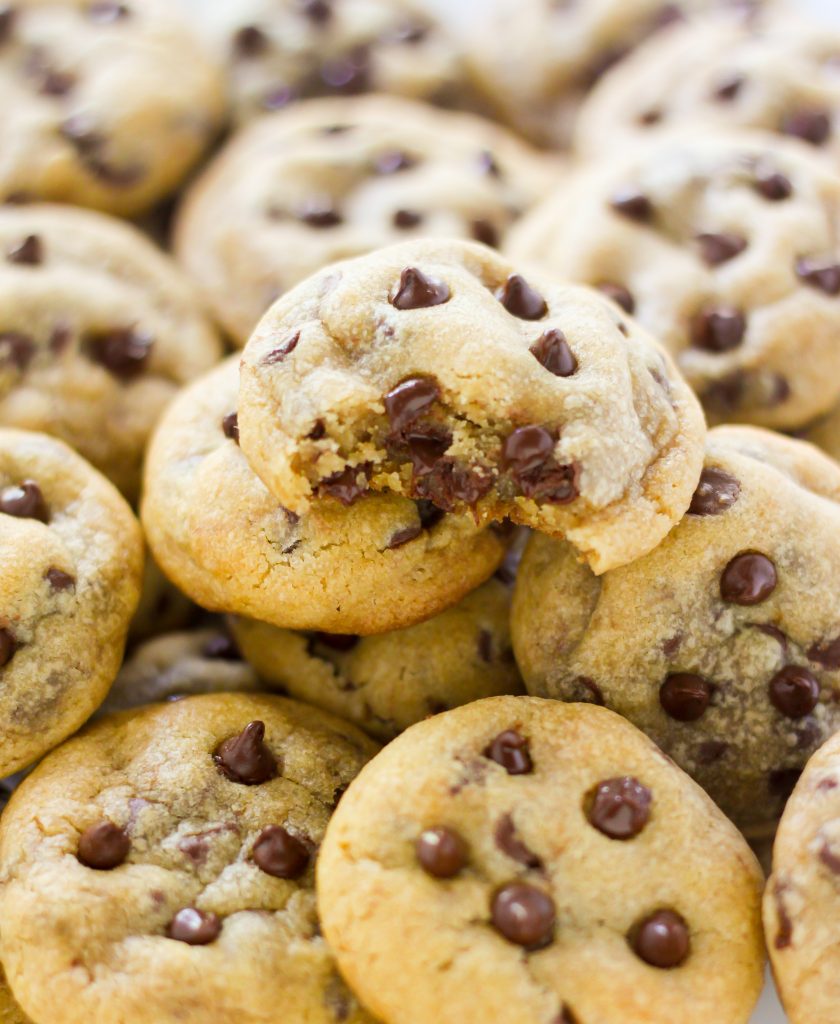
2, 1, 840, 1023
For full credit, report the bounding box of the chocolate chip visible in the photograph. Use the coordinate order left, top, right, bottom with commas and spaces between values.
390, 267, 450, 310
201, 634, 241, 661
610, 188, 653, 223
696, 232, 747, 267
214, 721, 277, 785
252, 825, 310, 878
484, 729, 532, 775
638, 108, 663, 126
416, 499, 444, 530
495, 814, 542, 869
597, 282, 635, 314
386, 523, 422, 549
416, 826, 468, 878
384, 375, 440, 433
688, 467, 740, 516
808, 636, 840, 670
491, 883, 555, 949
659, 674, 711, 722
49, 322, 72, 354
46, 567, 75, 591
631, 910, 690, 968
222, 412, 239, 443
696, 740, 728, 765
713, 73, 744, 101
88, 1, 130, 21
233, 24, 269, 57
320, 48, 369, 93
38, 68, 76, 96
298, 199, 342, 227
496, 274, 547, 320
77, 822, 129, 869
0, 331, 35, 369
818, 837, 840, 874
556, 1007, 579, 1024
471, 219, 499, 247
502, 426, 554, 477
374, 150, 416, 175
400, 427, 452, 475
690, 307, 746, 352
0, 628, 15, 668
308, 420, 326, 440
769, 666, 820, 719
262, 332, 300, 365
319, 464, 370, 505
754, 169, 792, 202
7, 234, 42, 265
0, 480, 48, 522
796, 258, 840, 296
85, 327, 152, 380
720, 552, 777, 605
167, 908, 221, 945
588, 777, 652, 839
300, 0, 332, 23
411, 458, 491, 511
392, 209, 422, 229
478, 629, 493, 663
782, 107, 832, 146
529, 329, 577, 377
477, 150, 501, 177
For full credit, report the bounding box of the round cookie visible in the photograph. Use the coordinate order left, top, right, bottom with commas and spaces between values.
0, 428, 143, 776
765, 730, 840, 1024
575, 13, 840, 162
0, 204, 223, 501
142, 356, 507, 634
0, 692, 378, 1024
237, 238, 706, 574
512, 425, 840, 837
230, 576, 524, 742
0, 0, 225, 216
508, 131, 840, 430
174, 95, 559, 346
317, 696, 765, 1024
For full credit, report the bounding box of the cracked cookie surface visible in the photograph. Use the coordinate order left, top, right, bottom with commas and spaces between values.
0, 692, 379, 1024
317, 696, 764, 1024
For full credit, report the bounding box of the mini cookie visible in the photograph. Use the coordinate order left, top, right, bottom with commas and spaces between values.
237, 238, 706, 574
129, 555, 198, 643
512, 426, 840, 836
317, 696, 765, 1024
0, 204, 223, 501
230, 576, 524, 742
175, 95, 558, 346
575, 13, 840, 162
0, 692, 378, 1024
0, 428, 142, 776
0, 0, 225, 215
508, 131, 840, 430
142, 356, 507, 634
765, 730, 840, 1024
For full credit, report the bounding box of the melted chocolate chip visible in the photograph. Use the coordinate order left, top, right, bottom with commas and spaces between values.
222, 412, 239, 443
46, 567, 75, 591
0, 331, 35, 369
201, 634, 241, 661
713, 73, 744, 101
597, 282, 635, 314
233, 24, 269, 57
588, 777, 652, 839
659, 674, 711, 722
782, 107, 832, 146
808, 636, 840, 670
263, 332, 300, 365
696, 740, 728, 765
386, 523, 422, 549
610, 188, 653, 223
374, 150, 416, 175
416, 826, 467, 878
796, 258, 840, 295
252, 825, 310, 878
690, 307, 746, 352
300, 0, 332, 23
0, 628, 15, 667
720, 552, 777, 605
411, 458, 490, 511
214, 721, 277, 785
484, 729, 532, 775
85, 327, 152, 380
502, 426, 554, 477
696, 232, 747, 267
754, 169, 792, 202
495, 813, 542, 869
529, 329, 577, 377
319, 464, 370, 505
496, 275, 547, 320
491, 883, 555, 949
390, 267, 450, 310
384, 375, 440, 433
688, 467, 740, 516
7, 234, 42, 265
0, 480, 48, 522
392, 208, 422, 229
167, 908, 221, 945
632, 910, 690, 968
769, 666, 820, 719
77, 821, 129, 869
638, 108, 663, 126
471, 219, 499, 247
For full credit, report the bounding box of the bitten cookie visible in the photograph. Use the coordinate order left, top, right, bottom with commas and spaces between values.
765, 731, 840, 1024
0, 693, 378, 1024
237, 238, 706, 574
0, 428, 142, 776
317, 696, 765, 1024
508, 131, 840, 430
0, 0, 225, 215
230, 575, 524, 741
512, 426, 840, 836
175, 95, 558, 346
142, 356, 507, 634
0, 204, 222, 501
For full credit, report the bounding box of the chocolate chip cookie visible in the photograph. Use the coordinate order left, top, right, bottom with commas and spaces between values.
0, 692, 378, 1024
142, 356, 507, 634
0, 428, 143, 776
175, 95, 558, 346
508, 131, 840, 430
230, 575, 523, 741
317, 696, 765, 1024
0, 203, 223, 501
237, 238, 706, 574
0, 0, 225, 215
765, 730, 840, 1024
512, 425, 840, 836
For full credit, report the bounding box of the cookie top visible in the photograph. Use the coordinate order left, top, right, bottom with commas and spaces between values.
508, 131, 840, 430
0, 0, 225, 215
142, 356, 507, 634
317, 696, 765, 1024
0, 693, 378, 1024
237, 238, 706, 574
174, 95, 559, 346
575, 13, 840, 161
0, 428, 143, 776
765, 729, 840, 1024
0, 203, 223, 500
512, 425, 840, 836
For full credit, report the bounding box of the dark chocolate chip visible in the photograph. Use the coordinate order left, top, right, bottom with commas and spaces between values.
49, 322, 72, 354
720, 552, 777, 605
688, 467, 740, 516
638, 108, 663, 126
7, 234, 42, 265
232, 24, 269, 57
46, 567, 75, 591
754, 170, 792, 201
713, 73, 744, 101
556, 1007, 580, 1024
263, 332, 300, 365
0, 628, 15, 668
214, 721, 277, 785
411, 457, 490, 511
38, 68, 76, 96
659, 674, 711, 722
308, 420, 326, 440
696, 740, 728, 765
597, 282, 635, 314
0, 331, 35, 369
0, 480, 48, 522
401, 427, 452, 475
77, 821, 129, 869
390, 267, 450, 310
167, 908, 221, 945
252, 825, 310, 878
471, 219, 499, 247
392, 208, 422, 229
496, 274, 547, 320
386, 523, 422, 549
782, 107, 832, 146
298, 199, 342, 228
384, 375, 440, 433
769, 666, 820, 719
374, 150, 416, 175
690, 307, 746, 352
494, 813, 541, 869
484, 729, 532, 775
491, 883, 555, 949
696, 232, 747, 267
222, 412, 240, 443
319, 464, 370, 505
478, 629, 493, 664
796, 258, 840, 296
416, 826, 468, 878
300, 0, 332, 24
588, 777, 652, 839
610, 188, 653, 223
502, 426, 555, 477
85, 327, 152, 380
808, 636, 840, 670
201, 634, 241, 661
631, 910, 690, 968
529, 329, 577, 377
